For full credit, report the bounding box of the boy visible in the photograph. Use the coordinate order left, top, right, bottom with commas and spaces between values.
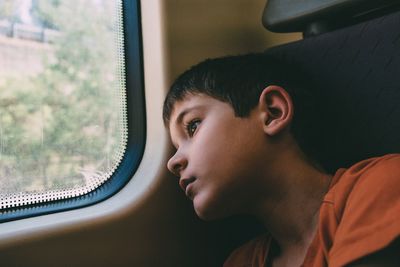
163, 54, 400, 266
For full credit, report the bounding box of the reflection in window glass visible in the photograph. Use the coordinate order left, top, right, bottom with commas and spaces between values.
0, 0, 127, 209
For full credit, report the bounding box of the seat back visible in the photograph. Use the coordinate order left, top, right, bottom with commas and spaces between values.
266, 10, 400, 172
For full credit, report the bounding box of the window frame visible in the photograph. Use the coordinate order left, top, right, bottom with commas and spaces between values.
0, 0, 146, 223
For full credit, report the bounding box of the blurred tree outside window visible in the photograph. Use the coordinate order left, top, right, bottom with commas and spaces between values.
0, 0, 127, 209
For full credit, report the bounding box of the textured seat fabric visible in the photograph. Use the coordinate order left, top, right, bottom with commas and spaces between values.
266, 10, 400, 173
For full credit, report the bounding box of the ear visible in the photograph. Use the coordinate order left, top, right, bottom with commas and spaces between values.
258, 85, 294, 136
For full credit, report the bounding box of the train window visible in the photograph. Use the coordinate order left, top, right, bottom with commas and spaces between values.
0, 0, 145, 221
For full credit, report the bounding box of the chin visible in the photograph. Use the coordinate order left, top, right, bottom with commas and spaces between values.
194, 206, 216, 221
193, 194, 227, 221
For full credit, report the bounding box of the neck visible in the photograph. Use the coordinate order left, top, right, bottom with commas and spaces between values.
251, 139, 332, 253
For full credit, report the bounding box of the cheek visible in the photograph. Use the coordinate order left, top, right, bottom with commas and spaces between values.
191, 122, 261, 177
189, 126, 225, 166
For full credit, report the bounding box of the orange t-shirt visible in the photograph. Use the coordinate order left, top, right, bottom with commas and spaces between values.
223, 154, 400, 267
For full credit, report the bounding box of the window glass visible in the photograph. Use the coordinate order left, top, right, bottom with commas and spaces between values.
0, 0, 127, 209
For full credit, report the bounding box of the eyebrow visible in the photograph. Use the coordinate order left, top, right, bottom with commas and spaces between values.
173, 105, 204, 126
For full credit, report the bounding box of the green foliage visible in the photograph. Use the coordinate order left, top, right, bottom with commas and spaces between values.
0, 0, 124, 193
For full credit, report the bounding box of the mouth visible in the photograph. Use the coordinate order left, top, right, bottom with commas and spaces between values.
179, 176, 196, 197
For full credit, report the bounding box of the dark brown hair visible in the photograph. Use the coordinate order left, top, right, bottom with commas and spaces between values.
163, 53, 322, 161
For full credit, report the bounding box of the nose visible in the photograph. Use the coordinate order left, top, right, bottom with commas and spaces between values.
167, 152, 188, 177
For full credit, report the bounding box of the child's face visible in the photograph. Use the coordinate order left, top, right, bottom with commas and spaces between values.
167, 94, 269, 220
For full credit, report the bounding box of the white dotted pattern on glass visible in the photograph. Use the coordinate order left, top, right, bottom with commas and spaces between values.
0, 0, 127, 210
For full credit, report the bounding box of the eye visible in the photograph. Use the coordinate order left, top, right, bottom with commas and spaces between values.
185, 119, 201, 137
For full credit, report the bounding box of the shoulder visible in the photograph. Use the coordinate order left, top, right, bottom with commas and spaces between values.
328, 154, 400, 213
328, 154, 400, 266
352, 153, 400, 179
344, 153, 400, 202
223, 234, 271, 267
338, 153, 400, 182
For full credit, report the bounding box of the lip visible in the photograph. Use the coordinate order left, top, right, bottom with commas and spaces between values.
179, 176, 196, 197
